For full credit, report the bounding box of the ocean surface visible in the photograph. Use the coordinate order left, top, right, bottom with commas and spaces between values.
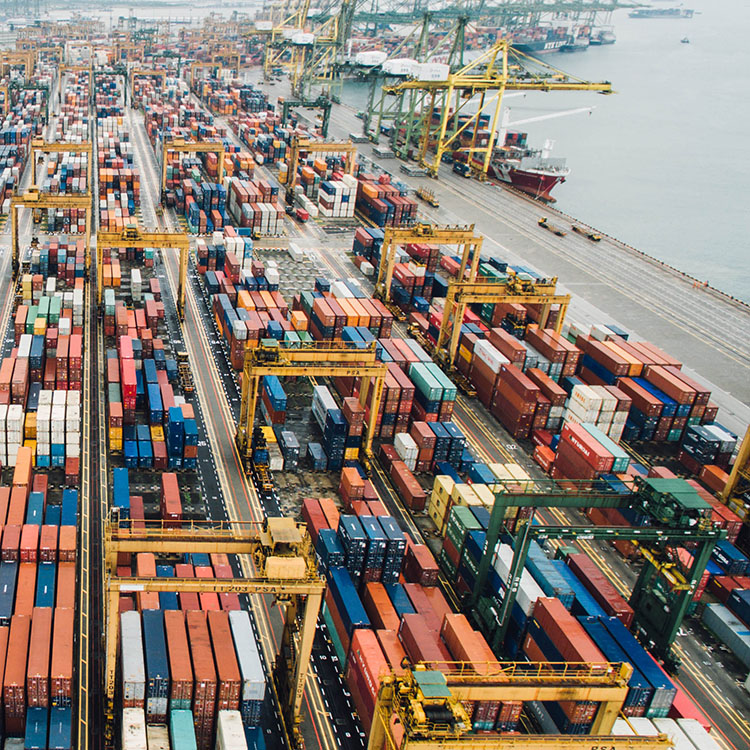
41, 0, 750, 300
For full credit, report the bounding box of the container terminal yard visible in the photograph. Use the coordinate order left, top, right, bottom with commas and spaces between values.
0, 12, 746, 750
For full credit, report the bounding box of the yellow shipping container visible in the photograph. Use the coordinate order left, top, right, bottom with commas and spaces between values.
473, 483, 495, 508
24, 412, 37, 439
150, 425, 165, 442
432, 474, 455, 503
24, 440, 36, 465
344, 447, 359, 460
261, 425, 277, 444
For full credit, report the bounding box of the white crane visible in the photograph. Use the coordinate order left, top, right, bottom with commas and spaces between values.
498, 105, 595, 156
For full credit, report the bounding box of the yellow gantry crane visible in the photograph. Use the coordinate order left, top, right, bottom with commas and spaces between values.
30, 139, 93, 191
0, 50, 35, 78
160, 138, 225, 200
103, 515, 325, 749
10, 189, 93, 276
374, 223, 483, 307
97, 227, 190, 319
236, 341, 387, 464
284, 136, 357, 201
435, 278, 571, 368
380, 39, 612, 178
368, 665, 672, 750
129, 68, 168, 105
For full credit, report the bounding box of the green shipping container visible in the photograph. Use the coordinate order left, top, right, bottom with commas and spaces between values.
169, 710, 198, 750
424, 363, 457, 401
322, 602, 346, 664
408, 362, 443, 401
445, 505, 481, 553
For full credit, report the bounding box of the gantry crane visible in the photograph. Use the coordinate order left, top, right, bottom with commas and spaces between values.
368, 665, 672, 750
261, 0, 312, 82
370, 39, 612, 178
280, 96, 332, 137
129, 68, 168, 105
373, 223, 483, 309
30, 139, 93, 191
160, 138, 225, 201
10, 189, 93, 276
470, 476, 724, 668
58, 63, 94, 99
188, 60, 222, 90
284, 136, 356, 202
434, 278, 571, 368
236, 341, 387, 464
104, 515, 325, 748
721, 425, 750, 527
96, 228, 190, 319
0, 50, 35, 78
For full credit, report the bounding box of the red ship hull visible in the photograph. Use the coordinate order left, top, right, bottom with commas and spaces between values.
486, 162, 567, 202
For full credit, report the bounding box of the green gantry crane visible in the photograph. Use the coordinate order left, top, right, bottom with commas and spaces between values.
470, 476, 724, 671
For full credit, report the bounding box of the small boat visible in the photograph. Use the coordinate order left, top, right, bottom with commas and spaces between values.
681, 37, 690, 43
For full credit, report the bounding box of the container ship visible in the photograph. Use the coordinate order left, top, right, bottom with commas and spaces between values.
511, 24, 592, 55
479, 131, 570, 201
0, 18, 748, 750
629, 8, 695, 18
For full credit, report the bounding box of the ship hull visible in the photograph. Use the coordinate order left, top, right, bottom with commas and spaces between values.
487, 162, 566, 201
512, 39, 568, 55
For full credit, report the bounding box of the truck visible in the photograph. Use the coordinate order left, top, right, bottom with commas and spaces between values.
538, 217, 567, 237
452, 162, 471, 178
416, 187, 440, 208
571, 224, 602, 242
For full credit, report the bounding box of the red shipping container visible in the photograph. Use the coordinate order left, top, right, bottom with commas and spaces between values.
4, 614, 31, 734
207, 610, 241, 710
403, 542, 439, 587
375, 630, 408, 677
362, 583, 400, 631
20, 524, 39, 562
301, 498, 329, 546
560, 422, 614, 473
161, 473, 182, 527
56, 564, 76, 609
566, 554, 634, 628
346, 628, 389, 735
164, 610, 194, 708
186, 611, 218, 724
390, 461, 426, 511
403, 584, 442, 632
176, 564, 200, 611
15, 563, 37, 616
27, 607, 53, 707
398, 613, 452, 670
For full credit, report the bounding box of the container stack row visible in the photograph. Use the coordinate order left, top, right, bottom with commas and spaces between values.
96, 73, 140, 232
120, 609, 265, 750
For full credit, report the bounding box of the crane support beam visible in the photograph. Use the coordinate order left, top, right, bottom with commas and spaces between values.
236, 344, 386, 462
434, 279, 570, 366
104, 516, 324, 748
161, 138, 225, 198
30, 139, 93, 191
11, 190, 93, 276
97, 228, 190, 319
374, 224, 483, 306
285, 137, 356, 201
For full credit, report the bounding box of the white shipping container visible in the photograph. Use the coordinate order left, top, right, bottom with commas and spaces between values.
394, 432, 418, 463
473, 339, 509, 375
628, 718, 658, 736
229, 611, 266, 702
121, 612, 146, 705
675, 719, 722, 750
493, 544, 544, 617
612, 718, 635, 735
216, 710, 248, 750
122, 709, 147, 750
651, 719, 696, 750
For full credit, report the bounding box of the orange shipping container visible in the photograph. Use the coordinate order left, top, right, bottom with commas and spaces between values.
3, 614, 31, 733
207, 610, 241, 710
56, 563, 76, 609
50, 607, 74, 705
12, 448, 33, 494
15, 563, 37, 615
